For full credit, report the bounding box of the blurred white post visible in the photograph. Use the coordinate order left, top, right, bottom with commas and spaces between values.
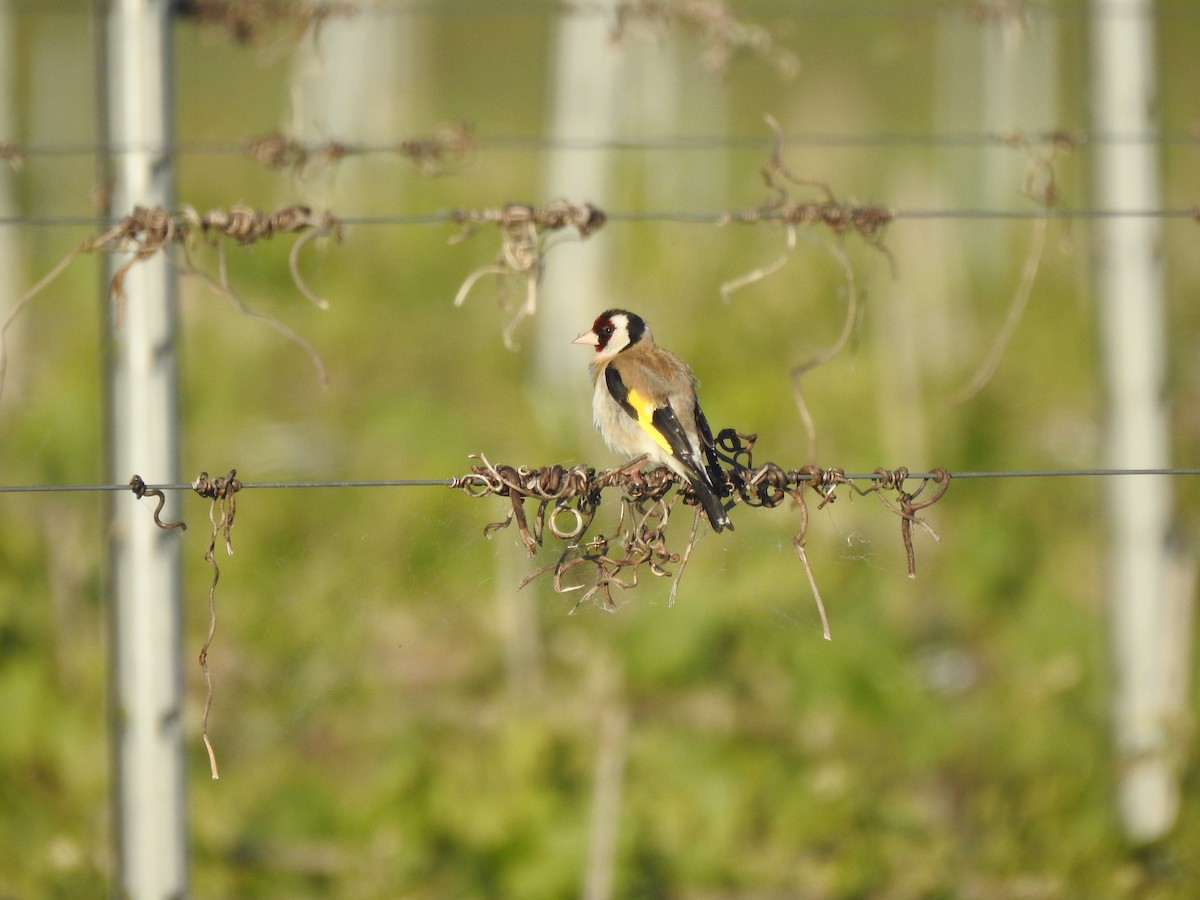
928, 10, 1059, 396
0, 1, 19, 407
494, 1, 626, 704
581, 705, 628, 900
102, 0, 188, 895
288, 0, 425, 204
1090, 0, 1190, 843
535, 0, 621, 396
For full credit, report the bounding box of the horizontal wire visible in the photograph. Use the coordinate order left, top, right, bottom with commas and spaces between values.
945, 468, 1200, 479
3, 0, 1197, 20
2, 468, 1198, 495
4, 130, 1199, 159
0, 208, 1197, 231
327, 0, 1198, 19
0, 479, 454, 493
607, 208, 1200, 223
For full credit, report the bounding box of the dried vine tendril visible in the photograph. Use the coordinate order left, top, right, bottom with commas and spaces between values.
453, 435, 950, 636
450, 200, 606, 349
191, 469, 242, 781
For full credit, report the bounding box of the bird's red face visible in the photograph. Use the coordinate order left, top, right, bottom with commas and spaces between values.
573, 313, 618, 352
572, 310, 642, 358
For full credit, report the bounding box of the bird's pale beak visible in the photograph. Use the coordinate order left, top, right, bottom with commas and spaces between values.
573, 331, 599, 346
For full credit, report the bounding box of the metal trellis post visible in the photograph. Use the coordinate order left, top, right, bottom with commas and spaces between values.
1089, 0, 1191, 843
101, 0, 188, 895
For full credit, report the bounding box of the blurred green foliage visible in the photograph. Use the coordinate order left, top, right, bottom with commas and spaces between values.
1, 2, 1199, 897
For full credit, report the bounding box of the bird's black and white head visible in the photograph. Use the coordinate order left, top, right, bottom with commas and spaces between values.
573, 309, 649, 361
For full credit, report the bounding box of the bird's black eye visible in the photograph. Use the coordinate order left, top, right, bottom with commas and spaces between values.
599, 325, 615, 337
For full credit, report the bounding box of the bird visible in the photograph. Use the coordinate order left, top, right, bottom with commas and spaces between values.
573, 309, 733, 532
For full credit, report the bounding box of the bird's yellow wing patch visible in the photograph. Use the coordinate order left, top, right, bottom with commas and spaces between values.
625, 388, 674, 454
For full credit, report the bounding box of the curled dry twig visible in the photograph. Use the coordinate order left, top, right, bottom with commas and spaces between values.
716, 432, 950, 581
455, 455, 698, 613
454, 434, 950, 637
89, 203, 339, 321
173, 203, 339, 311
721, 115, 891, 459
450, 200, 606, 349
399, 121, 477, 175
191, 469, 242, 781
127, 470, 241, 777
129, 474, 188, 531
721, 114, 896, 302
243, 121, 475, 179
244, 130, 346, 178
948, 130, 1075, 406
0, 204, 339, 399
866, 466, 950, 579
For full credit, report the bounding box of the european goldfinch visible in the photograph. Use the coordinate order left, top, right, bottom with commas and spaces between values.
574, 309, 733, 532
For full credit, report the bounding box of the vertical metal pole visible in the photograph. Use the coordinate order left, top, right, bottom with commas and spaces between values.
1090, 0, 1188, 843
101, 0, 187, 895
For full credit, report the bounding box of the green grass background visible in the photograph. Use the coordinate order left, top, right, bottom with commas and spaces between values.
1, 2, 1199, 897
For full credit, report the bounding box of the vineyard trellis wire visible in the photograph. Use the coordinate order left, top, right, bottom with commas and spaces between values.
5, 127, 1200, 163
0, 458, 1178, 781
3, 117, 1195, 406
8, 103, 1188, 435
4, 465, 1195, 494
4, 206, 1199, 230
8, 0, 1200, 20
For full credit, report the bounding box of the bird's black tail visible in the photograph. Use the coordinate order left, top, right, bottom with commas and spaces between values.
690, 474, 733, 532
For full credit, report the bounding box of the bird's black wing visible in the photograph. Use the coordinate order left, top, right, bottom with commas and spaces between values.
692, 399, 729, 497
650, 403, 733, 532
605, 365, 731, 531
604, 364, 637, 421
648, 404, 709, 481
